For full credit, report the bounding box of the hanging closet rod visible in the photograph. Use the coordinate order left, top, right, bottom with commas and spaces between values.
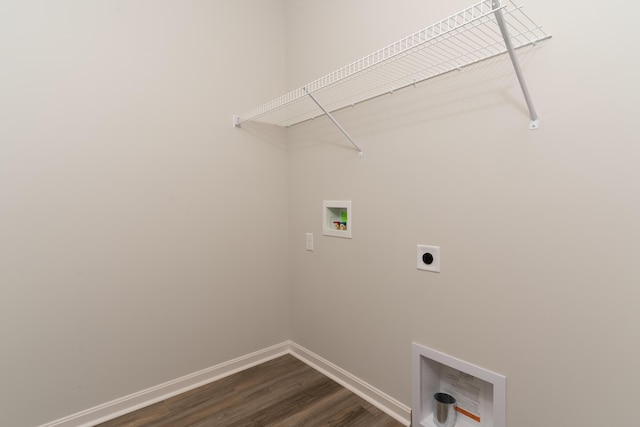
233, 0, 550, 131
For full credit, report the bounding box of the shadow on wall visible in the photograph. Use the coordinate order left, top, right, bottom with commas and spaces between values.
235, 120, 288, 152
285, 42, 547, 152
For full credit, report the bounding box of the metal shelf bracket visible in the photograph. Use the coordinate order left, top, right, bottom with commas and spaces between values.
304, 88, 364, 157
492, 0, 540, 129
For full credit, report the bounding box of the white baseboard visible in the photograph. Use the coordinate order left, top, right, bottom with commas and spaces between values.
289, 342, 411, 426
39, 340, 411, 427
38, 342, 290, 427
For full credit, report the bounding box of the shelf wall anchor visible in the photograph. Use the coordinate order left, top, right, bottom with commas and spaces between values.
304, 88, 364, 157
492, 0, 539, 129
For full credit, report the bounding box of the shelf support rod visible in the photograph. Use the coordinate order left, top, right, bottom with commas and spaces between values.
492, 0, 539, 129
304, 88, 364, 157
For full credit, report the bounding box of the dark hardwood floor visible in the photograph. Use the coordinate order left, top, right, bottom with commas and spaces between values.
96, 354, 405, 427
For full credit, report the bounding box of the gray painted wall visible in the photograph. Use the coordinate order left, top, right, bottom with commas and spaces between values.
286, 1, 640, 426
0, 1, 289, 426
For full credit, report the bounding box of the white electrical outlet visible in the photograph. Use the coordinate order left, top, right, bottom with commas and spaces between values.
417, 244, 440, 272
305, 233, 314, 251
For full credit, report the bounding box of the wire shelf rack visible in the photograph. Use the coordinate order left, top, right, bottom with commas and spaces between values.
234, 0, 550, 129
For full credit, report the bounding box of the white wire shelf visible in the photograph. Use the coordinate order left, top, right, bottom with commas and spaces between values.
234, 0, 550, 130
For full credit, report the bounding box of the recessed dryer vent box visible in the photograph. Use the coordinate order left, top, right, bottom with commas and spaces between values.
412, 342, 506, 427
323, 201, 352, 238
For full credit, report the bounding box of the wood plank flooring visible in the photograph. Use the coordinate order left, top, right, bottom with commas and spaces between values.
96, 354, 405, 427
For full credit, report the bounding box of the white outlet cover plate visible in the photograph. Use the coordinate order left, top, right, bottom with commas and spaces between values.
417, 244, 440, 272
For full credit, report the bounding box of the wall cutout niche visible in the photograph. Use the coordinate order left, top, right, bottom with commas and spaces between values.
412, 342, 506, 427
